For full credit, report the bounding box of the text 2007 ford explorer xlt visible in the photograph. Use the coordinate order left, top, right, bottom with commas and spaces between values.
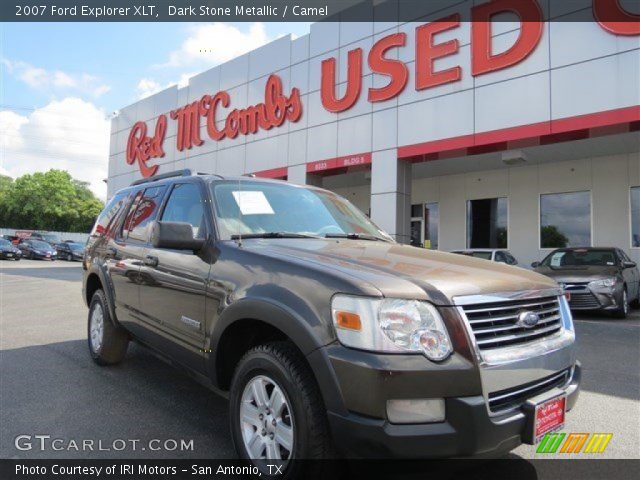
83, 170, 580, 475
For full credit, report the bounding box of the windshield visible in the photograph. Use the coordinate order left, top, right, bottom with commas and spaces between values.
43, 234, 60, 243
541, 249, 617, 267
0, 239, 12, 247
210, 181, 391, 241
29, 240, 51, 249
68, 243, 84, 251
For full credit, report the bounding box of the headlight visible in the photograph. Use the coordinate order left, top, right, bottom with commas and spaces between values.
331, 295, 453, 361
589, 278, 616, 288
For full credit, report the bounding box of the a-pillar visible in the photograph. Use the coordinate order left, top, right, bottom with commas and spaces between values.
370, 150, 412, 244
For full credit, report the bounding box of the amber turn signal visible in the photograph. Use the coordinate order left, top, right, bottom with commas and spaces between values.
334, 311, 362, 331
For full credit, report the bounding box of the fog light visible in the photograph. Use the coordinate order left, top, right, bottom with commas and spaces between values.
386, 398, 445, 424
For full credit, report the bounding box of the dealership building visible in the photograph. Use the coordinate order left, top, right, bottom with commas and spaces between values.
108, 2, 640, 266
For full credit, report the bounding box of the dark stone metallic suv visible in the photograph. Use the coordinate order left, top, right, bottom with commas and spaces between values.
83, 170, 580, 475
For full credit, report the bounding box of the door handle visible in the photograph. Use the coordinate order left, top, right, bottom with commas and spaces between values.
144, 255, 159, 267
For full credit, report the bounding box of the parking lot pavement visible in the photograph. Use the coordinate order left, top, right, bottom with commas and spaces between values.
1, 260, 639, 463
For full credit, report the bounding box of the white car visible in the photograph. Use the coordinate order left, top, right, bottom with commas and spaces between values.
451, 249, 519, 265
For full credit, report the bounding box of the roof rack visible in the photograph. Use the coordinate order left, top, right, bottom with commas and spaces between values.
131, 169, 194, 186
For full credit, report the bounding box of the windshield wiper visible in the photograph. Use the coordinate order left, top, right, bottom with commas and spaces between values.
231, 232, 321, 240
324, 233, 391, 242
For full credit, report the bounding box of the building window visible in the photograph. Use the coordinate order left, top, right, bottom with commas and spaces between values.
540, 191, 591, 248
632, 187, 640, 247
425, 202, 439, 250
466, 198, 508, 248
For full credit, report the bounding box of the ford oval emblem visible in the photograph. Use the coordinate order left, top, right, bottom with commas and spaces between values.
517, 311, 540, 329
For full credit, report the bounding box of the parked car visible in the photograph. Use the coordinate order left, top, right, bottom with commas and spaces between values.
1, 235, 20, 245
56, 241, 85, 261
28, 232, 62, 246
0, 238, 22, 260
83, 170, 580, 474
17, 239, 57, 260
451, 248, 518, 265
532, 247, 639, 319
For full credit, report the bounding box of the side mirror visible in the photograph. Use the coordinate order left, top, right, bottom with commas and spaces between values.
151, 221, 205, 252
623, 260, 637, 269
531, 261, 540, 268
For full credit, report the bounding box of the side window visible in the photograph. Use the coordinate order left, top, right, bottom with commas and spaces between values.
160, 183, 206, 239
127, 186, 167, 242
506, 253, 517, 265
91, 191, 128, 237
495, 251, 507, 263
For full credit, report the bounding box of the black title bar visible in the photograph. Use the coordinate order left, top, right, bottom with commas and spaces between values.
2, 0, 639, 22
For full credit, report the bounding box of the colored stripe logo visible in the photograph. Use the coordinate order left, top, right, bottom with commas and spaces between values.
537, 433, 613, 454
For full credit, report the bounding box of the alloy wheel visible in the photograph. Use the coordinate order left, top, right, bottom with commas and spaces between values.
240, 375, 294, 460
89, 303, 104, 353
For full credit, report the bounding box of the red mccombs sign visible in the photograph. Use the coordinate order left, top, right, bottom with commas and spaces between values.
126, 0, 640, 177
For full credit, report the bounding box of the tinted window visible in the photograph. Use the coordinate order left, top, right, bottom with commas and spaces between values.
92, 191, 129, 237
467, 198, 508, 248
0, 239, 11, 247
540, 192, 591, 248
470, 251, 493, 260
632, 187, 640, 248
161, 183, 206, 239
495, 251, 507, 263
127, 186, 167, 242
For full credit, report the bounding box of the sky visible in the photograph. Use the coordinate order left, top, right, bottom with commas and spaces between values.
0, 21, 311, 200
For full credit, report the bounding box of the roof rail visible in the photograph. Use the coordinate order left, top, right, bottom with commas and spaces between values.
130, 169, 193, 186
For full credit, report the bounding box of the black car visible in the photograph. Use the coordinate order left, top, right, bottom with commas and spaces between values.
56, 241, 85, 261
533, 247, 639, 318
17, 239, 57, 260
0, 238, 21, 260
29, 232, 62, 246
82, 170, 580, 474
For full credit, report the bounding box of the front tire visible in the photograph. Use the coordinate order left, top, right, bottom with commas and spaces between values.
88, 290, 129, 365
612, 288, 629, 319
67, 253, 72, 261
229, 342, 333, 478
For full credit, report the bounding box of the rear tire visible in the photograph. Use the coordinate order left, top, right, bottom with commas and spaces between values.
612, 289, 629, 319
88, 290, 129, 365
229, 341, 333, 479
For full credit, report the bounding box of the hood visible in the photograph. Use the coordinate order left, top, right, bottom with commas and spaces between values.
534, 265, 619, 283
241, 239, 558, 304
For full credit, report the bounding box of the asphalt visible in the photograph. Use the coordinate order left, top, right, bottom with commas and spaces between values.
0, 260, 638, 469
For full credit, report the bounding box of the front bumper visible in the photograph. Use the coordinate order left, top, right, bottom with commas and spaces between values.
0, 251, 20, 259
567, 285, 623, 311
326, 361, 581, 458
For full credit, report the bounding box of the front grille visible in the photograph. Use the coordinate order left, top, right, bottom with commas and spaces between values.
461, 296, 563, 351
569, 292, 601, 309
488, 369, 570, 413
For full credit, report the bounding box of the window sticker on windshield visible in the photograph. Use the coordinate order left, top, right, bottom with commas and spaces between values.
550, 252, 565, 267
232, 191, 275, 215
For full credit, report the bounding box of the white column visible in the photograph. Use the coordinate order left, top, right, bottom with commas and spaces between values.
370, 150, 412, 244
287, 164, 322, 187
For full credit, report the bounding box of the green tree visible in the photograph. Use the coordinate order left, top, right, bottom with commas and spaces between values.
541, 225, 569, 248
0, 169, 104, 232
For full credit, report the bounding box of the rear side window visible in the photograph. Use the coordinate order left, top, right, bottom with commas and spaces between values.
160, 183, 206, 239
126, 186, 167, 242
91, 191, 128, 237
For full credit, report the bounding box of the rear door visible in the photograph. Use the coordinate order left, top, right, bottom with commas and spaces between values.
137, 181, 211, 372
107, 185, 166, 331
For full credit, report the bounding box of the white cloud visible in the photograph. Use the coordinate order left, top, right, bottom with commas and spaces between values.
3, 59, 111, 98
0, 98, 110, 199
160, 23, 270, 68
